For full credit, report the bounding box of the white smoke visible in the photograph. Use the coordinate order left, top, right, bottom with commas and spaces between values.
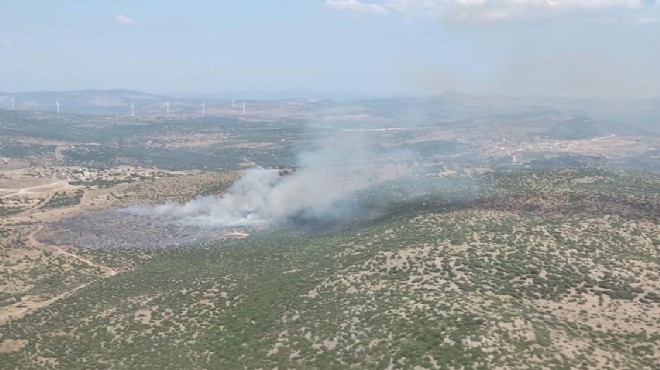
125, 134, 409, 228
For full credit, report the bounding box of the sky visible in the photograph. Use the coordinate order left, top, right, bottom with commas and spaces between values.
1, 0, 659, 98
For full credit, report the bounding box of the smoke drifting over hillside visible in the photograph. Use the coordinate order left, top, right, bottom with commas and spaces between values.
125, 135, 408, 228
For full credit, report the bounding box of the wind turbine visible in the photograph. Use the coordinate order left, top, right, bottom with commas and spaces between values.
232, 98, 236, 107
165, 101, 170, 114
11, 96, 15, 110
55, 100, 60, 114
242, 101, 246, 115
202, 101, 206, 115
130, 102, 135, 117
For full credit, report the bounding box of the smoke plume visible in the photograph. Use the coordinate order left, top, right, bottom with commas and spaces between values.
125, 134, 409, 228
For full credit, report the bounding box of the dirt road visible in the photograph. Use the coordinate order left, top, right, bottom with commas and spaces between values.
0, 226, 118, 326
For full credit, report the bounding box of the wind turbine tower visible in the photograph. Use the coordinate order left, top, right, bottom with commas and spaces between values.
55, 100, 60, 114
11, 96, 15, 110
232, 98, 235, 107
130, 102, 135, 117
202, 101, 206, 115
166, 101, 170, 114
242, 101, 246, 115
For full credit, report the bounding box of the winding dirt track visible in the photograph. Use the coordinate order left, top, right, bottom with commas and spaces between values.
0, 181, 71, 198
0, 225, 118, 325
0, 282, 94, 325
27, 225, 118, 277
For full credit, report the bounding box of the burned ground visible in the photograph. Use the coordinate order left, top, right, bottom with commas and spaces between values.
1, 168, 658, 369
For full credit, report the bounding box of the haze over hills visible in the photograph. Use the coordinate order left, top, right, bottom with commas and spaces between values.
1, 89, 660, 130
0, 90, 169, 116
0, 90, 658, 173
0, 90, 658, 369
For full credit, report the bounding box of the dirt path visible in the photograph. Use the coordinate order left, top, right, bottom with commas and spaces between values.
27, 225, 118, 277
53, 248, 117, 275
0, 225, 118, 326
0, 281, 94, 325
0, 181, 71, 198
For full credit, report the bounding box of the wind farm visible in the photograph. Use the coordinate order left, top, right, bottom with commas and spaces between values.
0, 90, 263, 118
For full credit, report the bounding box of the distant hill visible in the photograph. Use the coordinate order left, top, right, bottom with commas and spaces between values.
0, 90, 658, 136
0, 89, 170, 115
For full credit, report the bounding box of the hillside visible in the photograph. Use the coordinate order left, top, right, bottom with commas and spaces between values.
1, 168, 657, 369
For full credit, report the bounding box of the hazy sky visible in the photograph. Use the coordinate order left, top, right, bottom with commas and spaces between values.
1, 1, 659, 98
